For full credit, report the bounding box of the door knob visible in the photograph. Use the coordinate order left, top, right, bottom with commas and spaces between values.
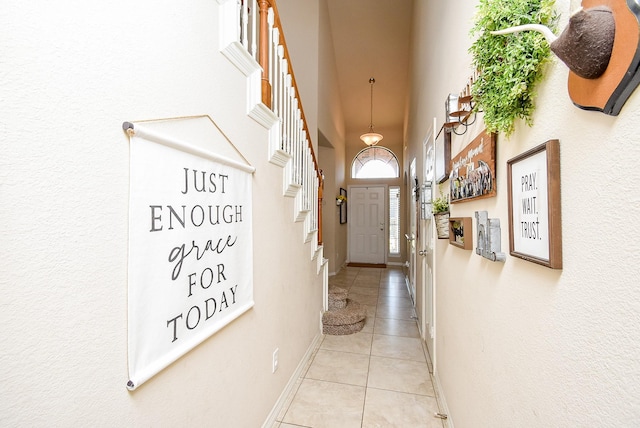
419, 249, 428, 256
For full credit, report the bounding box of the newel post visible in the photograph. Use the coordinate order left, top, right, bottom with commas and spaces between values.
258, 0, 272, 108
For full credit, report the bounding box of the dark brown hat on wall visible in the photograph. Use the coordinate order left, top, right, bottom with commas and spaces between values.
491, 0, 640, 115
567, 0, 640, 115
549, 6, 615, 80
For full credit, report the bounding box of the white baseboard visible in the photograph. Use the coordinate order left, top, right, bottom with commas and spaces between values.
432, 370, 454, 428
261, 333, 323, 428
329, 260, 349, 277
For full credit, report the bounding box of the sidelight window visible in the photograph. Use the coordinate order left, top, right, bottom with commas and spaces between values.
389, 186, 400, 255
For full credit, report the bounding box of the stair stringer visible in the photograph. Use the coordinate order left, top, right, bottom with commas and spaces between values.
295, 189, 310, 223
307, 229, 320, 259
284, 159, 302, 198
267, 123, 290, 168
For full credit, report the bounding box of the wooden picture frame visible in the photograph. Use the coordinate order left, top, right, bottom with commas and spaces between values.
339, 187, 347, 224
435, 128, 451, 184
507, 139, 562, 269
449, 217, 473, 250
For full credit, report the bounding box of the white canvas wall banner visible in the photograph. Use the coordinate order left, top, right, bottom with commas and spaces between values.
125, 122, 254, 390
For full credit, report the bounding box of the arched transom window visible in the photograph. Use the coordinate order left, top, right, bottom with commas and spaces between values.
351, 146, 399, 179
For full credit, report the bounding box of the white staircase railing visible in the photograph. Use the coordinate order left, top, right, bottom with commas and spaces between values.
219, 0, 324, 258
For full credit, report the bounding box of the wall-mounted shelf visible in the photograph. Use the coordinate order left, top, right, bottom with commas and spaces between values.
449, 217, 473, 250
444, 73, 479, 135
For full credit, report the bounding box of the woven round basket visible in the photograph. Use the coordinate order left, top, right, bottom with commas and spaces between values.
328, 287, 348, 310
322, 299, 367, 336
323, 319, 365, 336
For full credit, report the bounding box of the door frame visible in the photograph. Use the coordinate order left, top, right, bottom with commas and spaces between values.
419, 119, 437, 371
407, 159, 417, 305
347, 184, 388, 265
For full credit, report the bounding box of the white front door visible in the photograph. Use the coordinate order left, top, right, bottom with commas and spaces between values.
348, 186, 386, 264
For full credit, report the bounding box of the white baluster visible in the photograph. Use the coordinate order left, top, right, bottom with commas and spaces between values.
241, 0, 249, 50
250, 0, 258, 60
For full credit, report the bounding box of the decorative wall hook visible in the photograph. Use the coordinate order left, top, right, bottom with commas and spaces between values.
444, 71, 479, 135
475, 211, 506, 262
491, 0, 640, 115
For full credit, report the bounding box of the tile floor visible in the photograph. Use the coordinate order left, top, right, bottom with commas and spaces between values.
273, 266, 445, 428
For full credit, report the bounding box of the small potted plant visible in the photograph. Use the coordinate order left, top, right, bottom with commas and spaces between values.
432, 190, 450, 239
336, 194, 347, 206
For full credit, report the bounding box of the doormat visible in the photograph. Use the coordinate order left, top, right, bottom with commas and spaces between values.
347, 263, 387, 268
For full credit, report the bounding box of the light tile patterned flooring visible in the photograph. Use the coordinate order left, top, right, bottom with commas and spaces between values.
274, 266, 445, 428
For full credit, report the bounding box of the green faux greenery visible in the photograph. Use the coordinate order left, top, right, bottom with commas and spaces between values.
469, 0, 557, 136
432, 191, 449, 215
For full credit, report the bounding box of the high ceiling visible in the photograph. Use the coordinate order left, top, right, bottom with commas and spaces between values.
326, 0, 413, 148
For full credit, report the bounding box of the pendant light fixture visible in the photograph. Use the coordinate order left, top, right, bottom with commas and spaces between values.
360, 77, 383, 146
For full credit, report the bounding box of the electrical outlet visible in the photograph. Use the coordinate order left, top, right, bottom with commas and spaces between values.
272, 348, 279, 373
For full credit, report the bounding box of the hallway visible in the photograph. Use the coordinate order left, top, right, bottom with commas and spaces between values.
274, 267, 445, 428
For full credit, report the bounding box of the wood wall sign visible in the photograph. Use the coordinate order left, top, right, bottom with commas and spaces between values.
449, 129, 496, 203
507, 139, 562, 269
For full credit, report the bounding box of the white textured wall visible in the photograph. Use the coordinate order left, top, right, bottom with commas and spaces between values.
319, 145, 338, 273
318, 0, 349, 273
281, 0, 348, 273
317, 0, 346, 150
277, 0, 320, 155
407, 0, 640, 426
0, 1, 323, 426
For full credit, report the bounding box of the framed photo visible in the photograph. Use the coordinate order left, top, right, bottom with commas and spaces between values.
425, 144, 435, 182
448, 217, 472, 250
421, 183, 432, 220
435, 128, 451, 184
339, 188, 347, 224
449, 129, 496, 203
507, 139, 562, 269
